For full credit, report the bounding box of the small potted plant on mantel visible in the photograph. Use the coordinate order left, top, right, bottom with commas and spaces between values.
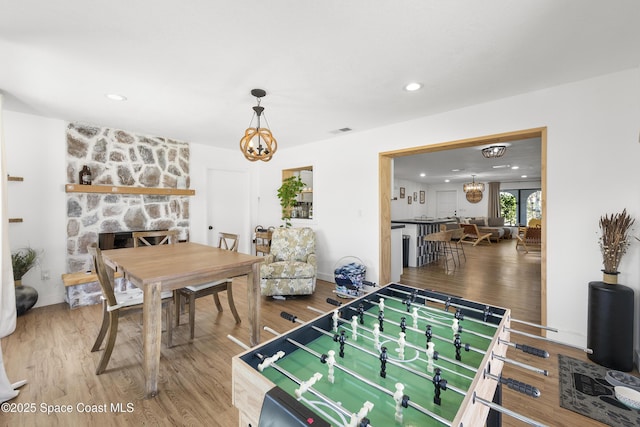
12, 247, 39, 316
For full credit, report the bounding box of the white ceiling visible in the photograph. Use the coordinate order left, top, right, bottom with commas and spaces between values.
1, 1, 638, 170
394, 137, 541, 185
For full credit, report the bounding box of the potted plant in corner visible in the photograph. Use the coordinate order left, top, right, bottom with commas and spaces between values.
598, 209, 634, 284
12, 247, 39, 316
277, 175, 306, 227
588, 209, 635, 371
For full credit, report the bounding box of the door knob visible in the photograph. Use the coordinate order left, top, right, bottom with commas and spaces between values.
209, 226, 213, 230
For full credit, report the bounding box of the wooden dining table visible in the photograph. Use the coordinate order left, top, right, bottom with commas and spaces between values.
101, 242, 264, 398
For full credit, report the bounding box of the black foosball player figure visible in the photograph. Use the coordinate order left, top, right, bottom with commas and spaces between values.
432, 368, 447, 406
333, 330, 347, 358
379, 346, 388, 378
425, 325, 433, 344
403, 298, 412, 313
400, 316, 407, 333
358, 303, 365, 325
455, 308, 464, 322
454, 333, 462, 361
378, 310, 385, 332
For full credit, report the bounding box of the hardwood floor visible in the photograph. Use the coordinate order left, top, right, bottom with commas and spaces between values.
2, 239, 609, 426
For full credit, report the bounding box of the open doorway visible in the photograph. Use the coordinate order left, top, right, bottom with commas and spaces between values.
378, 127, 547, 324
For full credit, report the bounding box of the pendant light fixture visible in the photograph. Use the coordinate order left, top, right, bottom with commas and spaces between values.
239, 89, 277, 162
481, 145, 506, 158
463, 175, 485, 203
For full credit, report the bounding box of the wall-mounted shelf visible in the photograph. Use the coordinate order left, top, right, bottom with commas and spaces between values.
8, 176, 24, 223
65, 184, 195, 196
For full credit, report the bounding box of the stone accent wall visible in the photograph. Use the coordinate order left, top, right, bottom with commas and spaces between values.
66, 123, 191, 301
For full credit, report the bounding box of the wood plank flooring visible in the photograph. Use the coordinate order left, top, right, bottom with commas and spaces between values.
2, 239, 611, 426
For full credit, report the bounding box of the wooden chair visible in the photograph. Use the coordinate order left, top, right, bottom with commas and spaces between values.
88, 243, 173, 375
132, 230, 177, 247
176, 232, 241, 339
459, 223, 492, 246
516, 226, 542, 253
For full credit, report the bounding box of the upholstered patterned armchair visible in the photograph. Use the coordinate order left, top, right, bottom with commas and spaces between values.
260, 227, 317, 296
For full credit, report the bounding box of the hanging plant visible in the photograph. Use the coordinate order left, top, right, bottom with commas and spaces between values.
598, 209, 634, 275
277, 176, 306, 227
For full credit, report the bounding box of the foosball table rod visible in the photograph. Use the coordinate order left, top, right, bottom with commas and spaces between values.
505, 327, 593, 354
473, 393, 548, 427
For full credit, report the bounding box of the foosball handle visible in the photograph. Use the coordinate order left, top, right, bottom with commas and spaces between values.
502, 377, 541, 398
515, 343, 550, 358
326, 298, 342, 307
280, 312, 297, 323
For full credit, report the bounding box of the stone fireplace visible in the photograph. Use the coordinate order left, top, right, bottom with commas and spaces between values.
65, 122, 191, 307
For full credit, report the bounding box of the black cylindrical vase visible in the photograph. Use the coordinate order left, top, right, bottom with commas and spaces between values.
587, 281, 634, 371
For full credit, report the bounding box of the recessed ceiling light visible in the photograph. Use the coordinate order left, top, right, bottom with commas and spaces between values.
105, 93, 127, 101
451, 168, 461, 172
511, 166, 519, 170
492, 164, 511, 169
444, 179, 450, 183
404, 82, 423, 92
420, 173, 426, 177
521, 175, 528, 178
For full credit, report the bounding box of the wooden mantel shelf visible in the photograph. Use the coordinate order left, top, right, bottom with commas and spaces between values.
65, 184, 195, 196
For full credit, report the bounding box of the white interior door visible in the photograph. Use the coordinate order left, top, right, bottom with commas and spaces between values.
207, 169, 251, 253
436, 190, 458, 218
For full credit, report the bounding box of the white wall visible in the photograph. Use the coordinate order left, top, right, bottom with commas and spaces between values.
3, 67, 639, 350
391, 178, 429, 220
4, 111, 67, 307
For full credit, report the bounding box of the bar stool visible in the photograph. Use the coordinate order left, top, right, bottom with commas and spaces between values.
423, 230, 456, 270
440, 224, 466, 265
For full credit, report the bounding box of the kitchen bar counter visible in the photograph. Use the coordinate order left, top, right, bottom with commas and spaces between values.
391, 218, 456, 266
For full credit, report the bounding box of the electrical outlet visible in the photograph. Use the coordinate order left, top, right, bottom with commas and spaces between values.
41, 270, 50, 281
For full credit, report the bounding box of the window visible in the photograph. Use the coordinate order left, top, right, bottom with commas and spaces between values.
500, 189, 541, 226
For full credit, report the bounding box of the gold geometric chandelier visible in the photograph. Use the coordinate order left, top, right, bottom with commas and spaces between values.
463, 175, 485, 203
239, 89, 278, 162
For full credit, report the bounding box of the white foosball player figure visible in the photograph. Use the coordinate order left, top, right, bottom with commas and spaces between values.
258, 351, 285, 372
397, 332, 406, 360
451, 318, 459, 337
349, 401, 374, 427
411, 307, 419, 329
295, 372, 322, 399
326, 350, 336, 383
351, 315, 358, 341
372, 323, 381, 350
332, 309, 339, 332
378, 298, 385, 312
394, 383, 405, 423
426, 342, 436, 373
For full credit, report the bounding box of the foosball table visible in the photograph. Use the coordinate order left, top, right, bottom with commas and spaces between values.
232, 283, 550, 427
